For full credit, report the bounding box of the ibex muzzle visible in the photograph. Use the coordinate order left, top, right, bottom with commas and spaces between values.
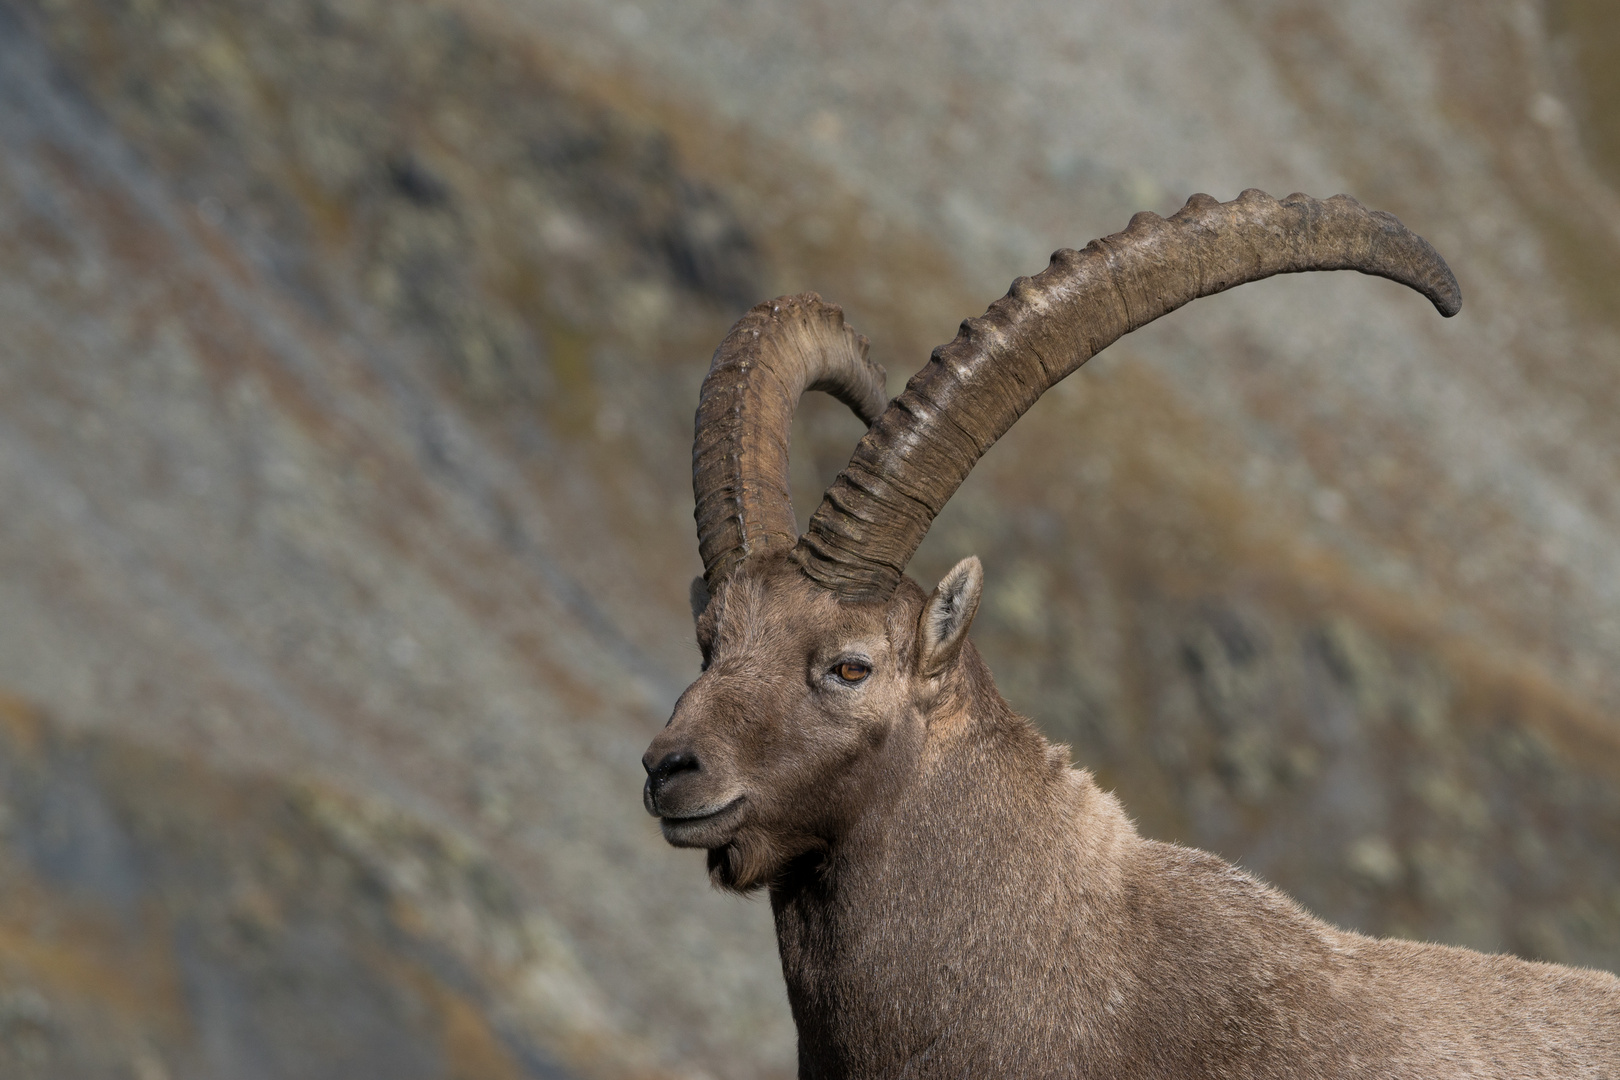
643, 191, 1620, 1078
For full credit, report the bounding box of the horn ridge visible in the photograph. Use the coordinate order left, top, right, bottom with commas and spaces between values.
792, 190, 1461, 598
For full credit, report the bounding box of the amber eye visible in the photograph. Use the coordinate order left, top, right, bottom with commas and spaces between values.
833, 660, 871, 684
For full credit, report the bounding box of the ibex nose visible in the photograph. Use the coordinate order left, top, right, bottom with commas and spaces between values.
642, 749, 701, 816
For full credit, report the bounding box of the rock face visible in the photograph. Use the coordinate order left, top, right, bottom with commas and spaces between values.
0, 692, 572, 1079
0, 0, 1617, 1077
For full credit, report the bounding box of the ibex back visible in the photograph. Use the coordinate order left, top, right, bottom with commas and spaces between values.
642, 190, 1620, 1078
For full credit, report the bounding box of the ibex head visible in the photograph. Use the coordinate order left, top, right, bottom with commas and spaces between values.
642, 190, 1459, 893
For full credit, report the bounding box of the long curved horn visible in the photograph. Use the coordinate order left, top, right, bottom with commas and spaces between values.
694, 293, 889, 587
793, 190, 1461, 599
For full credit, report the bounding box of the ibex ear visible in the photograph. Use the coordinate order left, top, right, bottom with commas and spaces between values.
689, 576, 712, 622
919, 556, 983, 678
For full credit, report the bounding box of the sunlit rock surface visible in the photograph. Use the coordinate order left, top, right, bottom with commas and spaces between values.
0, 0, 1617, 1076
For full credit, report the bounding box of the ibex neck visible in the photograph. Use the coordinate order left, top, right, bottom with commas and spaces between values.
768, 685, 1135, 1078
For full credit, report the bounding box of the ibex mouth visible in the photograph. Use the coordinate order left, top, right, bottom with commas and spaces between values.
660, 796, 745, 847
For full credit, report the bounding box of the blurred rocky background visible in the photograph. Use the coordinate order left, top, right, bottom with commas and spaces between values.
0, 0, 1617, 1076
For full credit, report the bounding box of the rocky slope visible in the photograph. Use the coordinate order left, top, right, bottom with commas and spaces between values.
0, 0, 1617, 1076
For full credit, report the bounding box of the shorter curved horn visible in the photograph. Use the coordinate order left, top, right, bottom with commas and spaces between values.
694, 293, 888, 587
794, 190, 1462, 598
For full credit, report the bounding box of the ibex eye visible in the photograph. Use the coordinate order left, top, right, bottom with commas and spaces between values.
834, 660, 871, 684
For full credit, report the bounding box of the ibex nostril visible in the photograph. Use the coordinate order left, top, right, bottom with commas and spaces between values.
642, 749, 701, 817
651, 749, 700, 785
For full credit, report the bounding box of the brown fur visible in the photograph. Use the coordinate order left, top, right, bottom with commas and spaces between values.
642, 555, 1620, 1078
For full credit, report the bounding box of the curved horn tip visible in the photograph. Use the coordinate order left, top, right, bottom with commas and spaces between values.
1411, 232, 1464, 318
1259, 189, 1463, 318
1433, 276, 1463, 318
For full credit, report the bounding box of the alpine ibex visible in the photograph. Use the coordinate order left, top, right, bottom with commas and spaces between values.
641, 190, 1620, 1078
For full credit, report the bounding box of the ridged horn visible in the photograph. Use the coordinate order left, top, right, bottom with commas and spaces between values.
793, 189, 1461, 599
694, 293, 889, 587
